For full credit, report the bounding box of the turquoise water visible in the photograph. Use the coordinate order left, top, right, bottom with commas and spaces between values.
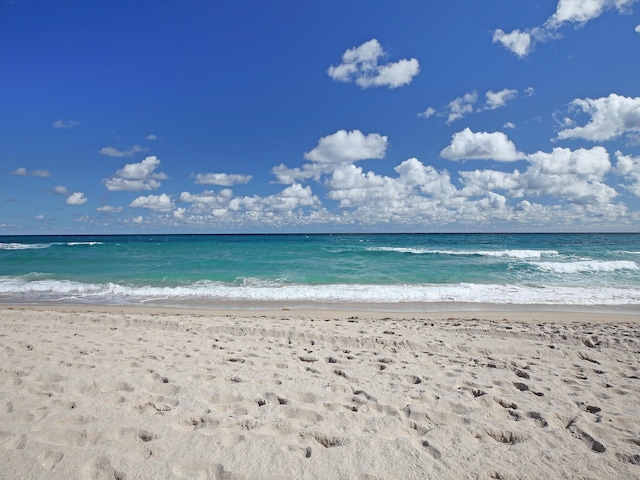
1, 233, 639, 309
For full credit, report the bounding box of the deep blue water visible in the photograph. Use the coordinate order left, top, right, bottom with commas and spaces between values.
1, 233, 639, 309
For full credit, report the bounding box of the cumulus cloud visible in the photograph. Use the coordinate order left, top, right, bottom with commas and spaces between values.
11, 168, 51, 177
327, 39, 420, 89
272, 129, 388, 185
169, 143, 628, 229
615, 151, 640, 196
129, 193, 175, 212
103, 156, 169, 191
179, 183, 321, 221
494, 0, 637, 57
547, 0, 636, 27
53, 119, 79, 129
440, 128, 526, 162
520, 147, 615, 204
326, 164, 400, 207
460, 146, 616, 205
492, 29, 533, 58
394, 158, 458, 198
99, 145, 147, 158
53, 185, 69, 195
271, 163, 326, 184
304, 129, 388, 164
424, 89, 520, 123
193, 173, 253, 186
556, 93, 640, 141
179, 189, 234, 213
66, 192, 88, 205
262, 184, 321, 211
484, 88, 519, 110
445, 92, 478, 124
636, 24, 640, 33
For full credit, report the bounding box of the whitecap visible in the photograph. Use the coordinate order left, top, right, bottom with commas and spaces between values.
533, 260, 639, 274
367, 246, 558, 258
0, 242, 52, 250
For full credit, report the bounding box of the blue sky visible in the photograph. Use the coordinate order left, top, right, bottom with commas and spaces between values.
2, 0, 640, 234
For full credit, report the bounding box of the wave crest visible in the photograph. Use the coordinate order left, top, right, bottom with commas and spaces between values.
367, 246, 558, 259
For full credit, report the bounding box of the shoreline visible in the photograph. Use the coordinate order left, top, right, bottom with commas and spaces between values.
2, 302, 639, 323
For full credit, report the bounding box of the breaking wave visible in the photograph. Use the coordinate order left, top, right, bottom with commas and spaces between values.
532, 260, 639, 274
1, 276, 638, 306
367, 247, 559, 259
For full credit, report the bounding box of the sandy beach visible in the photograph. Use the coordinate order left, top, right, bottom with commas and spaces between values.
1, 305, 639, 479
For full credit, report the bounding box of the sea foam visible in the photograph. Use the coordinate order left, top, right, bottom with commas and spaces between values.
1, 276, 639, 306
532, 260, 639, 274
367, 247, 558, 258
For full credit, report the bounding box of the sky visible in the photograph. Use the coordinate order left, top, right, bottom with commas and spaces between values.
1, 0, 640, 234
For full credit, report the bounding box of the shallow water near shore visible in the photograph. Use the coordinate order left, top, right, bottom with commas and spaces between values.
1, 233, 639, 308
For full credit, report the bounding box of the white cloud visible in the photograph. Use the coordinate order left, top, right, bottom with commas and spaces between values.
445, 91, 478, 124
484, 88, 518, 110
129, 193, 175, 212
180, 189, 234, 205
556, 94, 640, 141
522, 147, 616, 205
636, 24, 640, 33
104, 155, 169, 191
503, 122, 516, 129
53, 119, 79, 129
262, 183, 321, 211
168, 145, 630, 229
66, 192, 88, 205
178, 183, 321, 221
99, 145, 147, 158
193, 173, 253, 186
96, 205, 123, 213
394, 158, 458, 198
525, 87, 535, 97
440, 128, 526, 162
304, 129, 388, 164
614, 151, 640, 196
495, 0, 638, 57
271, 162, 326, 184
179, 189, 233, 214
53, 185, 69, 195
145, 134, 159, 141
271, 129, 388, 185
327, 39, 420, 89
547, 0, 636, 27
426, 89, 520, 123
418, 107, 436, 119
492, 29, 533, 58
460, 146, 616, 206
35, 214, 45, 221
364, 58, 420, 89
11, 167, 51, 177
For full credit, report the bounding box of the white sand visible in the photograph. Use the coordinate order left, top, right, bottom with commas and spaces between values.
1, 305, 639, 479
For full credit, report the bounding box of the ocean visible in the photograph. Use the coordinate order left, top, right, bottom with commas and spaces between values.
1, 233, 639, 311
